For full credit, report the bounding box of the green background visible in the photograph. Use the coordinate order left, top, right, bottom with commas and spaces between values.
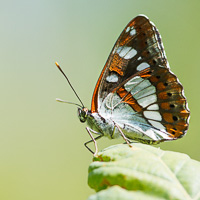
1, 0, 199, 199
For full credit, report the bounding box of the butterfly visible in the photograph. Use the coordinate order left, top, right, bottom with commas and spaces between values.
56, 15, 190, 155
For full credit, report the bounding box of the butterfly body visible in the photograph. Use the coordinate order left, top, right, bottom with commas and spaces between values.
86, 111, 164, 144
80, 85, 176, 145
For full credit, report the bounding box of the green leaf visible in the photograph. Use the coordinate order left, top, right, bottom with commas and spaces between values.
88, 144, 200, 200
88, 186, 166, 200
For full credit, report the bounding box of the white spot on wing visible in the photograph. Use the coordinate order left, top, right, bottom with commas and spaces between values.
130, 29, 136, 36
116, 46, 122, 54
144, 111, 162, 121
117, 46, 132, 57
148, 120, 165, 131
126, 26, 130, 33
137, 56, 142, 60
137, 94, 157, 107
116, 46, 137, 60
124, 76, 156, 101
106, 74, 118, 83
137, 62, 150, 71
134, 85, 156, 100
147, 104, 159, 110
125, 76, 148, 88
124, 48, 137, 59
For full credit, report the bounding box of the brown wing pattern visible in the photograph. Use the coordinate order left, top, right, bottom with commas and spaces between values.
91, 15, 168, 112
115, 66, 189, 138
91, 15, 190, 139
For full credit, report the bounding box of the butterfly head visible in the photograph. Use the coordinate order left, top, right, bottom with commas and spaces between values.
78, 107, 88, 123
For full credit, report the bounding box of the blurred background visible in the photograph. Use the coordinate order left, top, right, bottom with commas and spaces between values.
1, 0, 200, 199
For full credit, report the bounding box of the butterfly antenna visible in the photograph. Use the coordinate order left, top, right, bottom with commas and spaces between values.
55, 62, 84, 108
56, 98, 82, 108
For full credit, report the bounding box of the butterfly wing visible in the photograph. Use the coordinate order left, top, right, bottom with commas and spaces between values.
91, 15, 190, 140
91, 15, 168, 112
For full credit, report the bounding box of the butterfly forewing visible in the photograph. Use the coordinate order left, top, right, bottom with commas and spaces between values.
92, 15, 167, 112
91, 15, 190, 142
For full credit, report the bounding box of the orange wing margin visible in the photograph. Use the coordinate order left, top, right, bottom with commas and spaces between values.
91, 62, 108, 113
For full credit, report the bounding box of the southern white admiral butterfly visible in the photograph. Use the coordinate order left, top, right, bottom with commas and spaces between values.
56, 15, 190, 155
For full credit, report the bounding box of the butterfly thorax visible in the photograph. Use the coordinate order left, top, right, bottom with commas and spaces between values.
86, 111, 120, 139
78, 107, 117, 138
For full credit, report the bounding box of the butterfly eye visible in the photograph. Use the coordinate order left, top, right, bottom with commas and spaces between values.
77, 108, 88, 123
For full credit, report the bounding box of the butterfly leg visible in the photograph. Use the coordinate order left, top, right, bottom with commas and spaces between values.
114, 123, 132, 148
85, 127, 103, 156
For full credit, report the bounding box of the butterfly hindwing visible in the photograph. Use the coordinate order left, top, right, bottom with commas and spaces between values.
114, 66, 189, 139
